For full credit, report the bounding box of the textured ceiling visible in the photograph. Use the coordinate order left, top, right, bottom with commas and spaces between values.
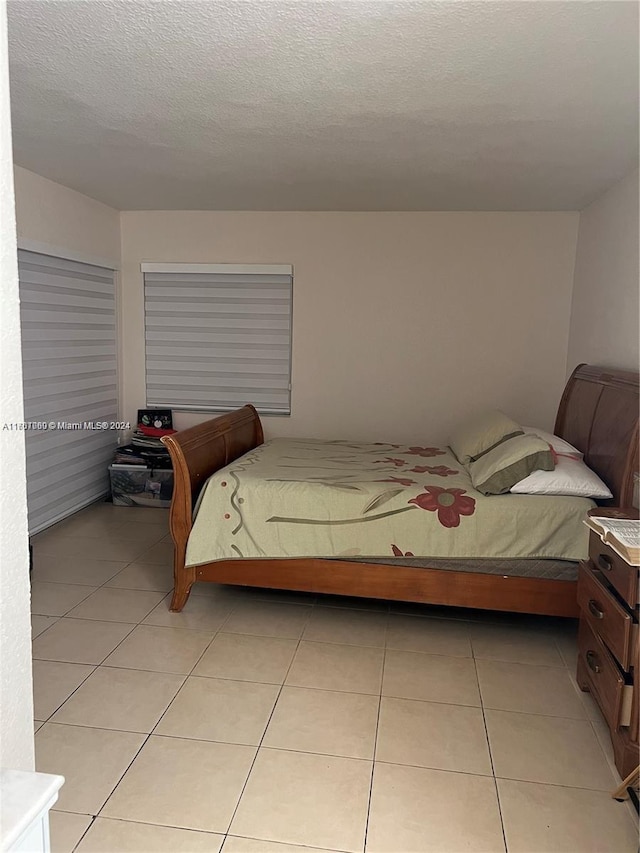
7, 0, 639, 211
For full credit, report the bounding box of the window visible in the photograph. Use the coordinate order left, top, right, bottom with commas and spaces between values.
18, 250, 117, 533
142, 264, 293, 415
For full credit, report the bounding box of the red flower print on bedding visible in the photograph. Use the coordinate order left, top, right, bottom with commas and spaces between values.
376, 476, 416, 486
410, 465, 458, 476
391, 544, 415, 557
409, 486, 476, 528
406, 447, 446, 458
374, 457, 408, 467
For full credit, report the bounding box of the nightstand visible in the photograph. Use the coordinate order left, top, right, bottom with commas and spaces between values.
576, 508, 639, 779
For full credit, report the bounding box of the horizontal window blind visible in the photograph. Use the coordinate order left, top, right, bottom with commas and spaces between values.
19, 250, 117, 533
143, 264, 292, 415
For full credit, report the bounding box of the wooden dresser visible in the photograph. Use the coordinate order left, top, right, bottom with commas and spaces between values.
577, 508, 639, 778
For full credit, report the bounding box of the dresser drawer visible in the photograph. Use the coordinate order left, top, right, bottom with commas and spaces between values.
577, 620, 633, 730
588, 537, 638, 608
577, 563, 635, 670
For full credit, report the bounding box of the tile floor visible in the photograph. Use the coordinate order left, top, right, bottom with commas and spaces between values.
30, 501, 638, 853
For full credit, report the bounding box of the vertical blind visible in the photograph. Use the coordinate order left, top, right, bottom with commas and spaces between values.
142, 263, 293, 415
18, 250, 118, 534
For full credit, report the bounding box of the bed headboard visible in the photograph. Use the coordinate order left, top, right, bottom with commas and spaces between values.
554, 364, 639, 506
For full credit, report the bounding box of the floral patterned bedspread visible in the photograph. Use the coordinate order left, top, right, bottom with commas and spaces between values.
184, 438, 593, 566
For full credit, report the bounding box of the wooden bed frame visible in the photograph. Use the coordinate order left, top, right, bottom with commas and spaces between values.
161, 364, 639, 617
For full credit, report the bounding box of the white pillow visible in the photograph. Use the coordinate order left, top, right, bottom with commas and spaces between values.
521, 426, 583, 460
510, 455, 612, 498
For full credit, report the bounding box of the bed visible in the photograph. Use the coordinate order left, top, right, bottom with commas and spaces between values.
161, 364, 639, 617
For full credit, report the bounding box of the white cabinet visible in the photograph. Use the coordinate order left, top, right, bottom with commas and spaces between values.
1, 770, 64, 852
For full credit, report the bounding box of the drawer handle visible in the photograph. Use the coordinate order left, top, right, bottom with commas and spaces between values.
588, 599, 605, 619
586, 650, 601, 673
597, 553, 612, 572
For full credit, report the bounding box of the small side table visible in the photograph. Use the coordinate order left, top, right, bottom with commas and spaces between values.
576, 507, 639, 780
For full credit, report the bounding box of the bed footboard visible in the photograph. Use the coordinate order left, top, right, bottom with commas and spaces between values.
160, 405, 264, 610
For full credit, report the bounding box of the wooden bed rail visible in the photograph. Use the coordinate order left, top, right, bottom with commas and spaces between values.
161, 405, 264, 610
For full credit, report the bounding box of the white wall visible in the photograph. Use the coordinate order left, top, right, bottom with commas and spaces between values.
13, 165, 120, 267
0, 1, 35, 771
121, 211, 579, 443
567, 169, 639, 374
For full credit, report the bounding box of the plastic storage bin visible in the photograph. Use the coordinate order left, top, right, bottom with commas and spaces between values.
109, 465, 173, 508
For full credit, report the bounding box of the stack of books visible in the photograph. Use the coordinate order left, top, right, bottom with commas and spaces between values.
112, 445, 173, 469
584, 516, 640, 566
131, 431, 167, 449
111, 409, 176, 470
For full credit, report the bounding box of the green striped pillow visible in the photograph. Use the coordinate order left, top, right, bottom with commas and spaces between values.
468, 434, 555, 495
449, 410, 523, 465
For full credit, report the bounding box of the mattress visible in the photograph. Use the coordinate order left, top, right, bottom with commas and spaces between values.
185, 437, 594, 567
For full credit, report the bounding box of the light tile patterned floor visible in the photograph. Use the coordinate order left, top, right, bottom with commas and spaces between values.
31, 502, 638, 853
